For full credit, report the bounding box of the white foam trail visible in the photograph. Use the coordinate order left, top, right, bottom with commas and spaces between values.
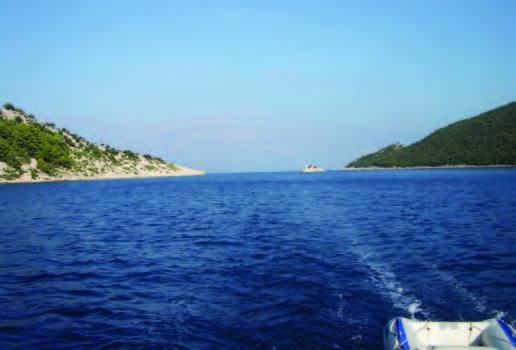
490, 310, 507, 319
342, 231, 429, 319
408, 301, 423, 319
364, 257, 428, 319
423, 262, 487, 313
337, 293, 344, 318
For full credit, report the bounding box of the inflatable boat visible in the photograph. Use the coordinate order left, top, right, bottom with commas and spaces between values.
384, 317, 516, 350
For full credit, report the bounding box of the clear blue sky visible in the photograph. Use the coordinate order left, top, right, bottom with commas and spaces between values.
1, 0, 515, 173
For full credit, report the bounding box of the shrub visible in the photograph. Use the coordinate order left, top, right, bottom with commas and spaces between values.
89, 146, 104, 159
37, 158, 55, 175
2, 102, 15, 111
1, 168, 22, 180
56, 156, 74, 168
64, 136, 75, 147
122, 150, 139, 160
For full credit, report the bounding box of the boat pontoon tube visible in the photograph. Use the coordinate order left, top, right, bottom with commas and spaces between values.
384, 317, 516, 350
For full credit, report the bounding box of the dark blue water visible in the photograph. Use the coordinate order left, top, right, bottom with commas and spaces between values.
1, 169, 515, 350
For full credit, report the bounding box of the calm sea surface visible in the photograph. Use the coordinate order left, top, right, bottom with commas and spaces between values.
1, 169, 515, 350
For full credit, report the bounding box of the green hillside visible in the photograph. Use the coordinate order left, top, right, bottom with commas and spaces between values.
0, 102, 181, 181
345, 102, 516, 168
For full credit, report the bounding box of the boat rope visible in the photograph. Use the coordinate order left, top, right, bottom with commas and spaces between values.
397, 338, 409, 350
397, 321, 430, 350
468, 322, 484, 345
468, 322, 474, 345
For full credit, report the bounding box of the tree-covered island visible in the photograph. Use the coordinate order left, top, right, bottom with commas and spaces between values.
344, 101, 516, 169
0, 103, 205, 183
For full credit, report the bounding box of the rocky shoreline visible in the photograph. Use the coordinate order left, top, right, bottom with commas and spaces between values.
0, 165, 205, 184
341, 164, 516, 171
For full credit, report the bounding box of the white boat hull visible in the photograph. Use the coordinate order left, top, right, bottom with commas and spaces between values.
384, 318, 516, 350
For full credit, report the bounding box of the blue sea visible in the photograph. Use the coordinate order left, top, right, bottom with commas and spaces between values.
1, 169, 515, 350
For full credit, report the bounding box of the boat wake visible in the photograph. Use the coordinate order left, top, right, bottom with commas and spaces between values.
423, 261, 487, 314
364, 256, 427, 319
341, 230, 429, 319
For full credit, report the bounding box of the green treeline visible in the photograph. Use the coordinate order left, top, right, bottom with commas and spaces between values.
0, 116, 74, 175
346, 101, 516, 168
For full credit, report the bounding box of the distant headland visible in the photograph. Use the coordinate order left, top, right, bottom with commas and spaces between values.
0, 103, 205, 184
342, 101, 516, 170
